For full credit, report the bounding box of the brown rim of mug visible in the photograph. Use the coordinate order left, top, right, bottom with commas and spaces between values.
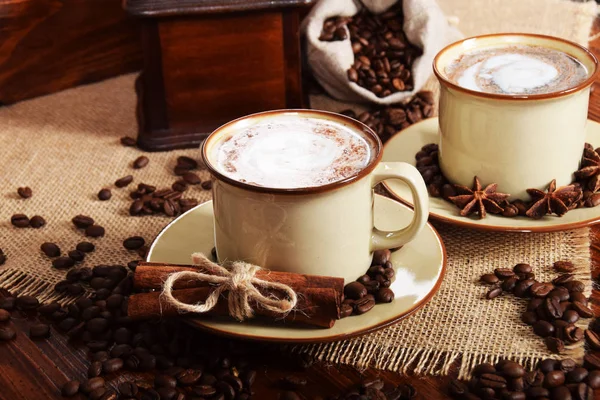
201, 109, 383, 195
433, 33, 600, 101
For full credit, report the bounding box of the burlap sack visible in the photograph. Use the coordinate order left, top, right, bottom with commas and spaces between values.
303, 0, 462, 105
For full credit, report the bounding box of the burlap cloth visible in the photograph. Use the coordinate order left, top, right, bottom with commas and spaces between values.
0, 0, 597, 379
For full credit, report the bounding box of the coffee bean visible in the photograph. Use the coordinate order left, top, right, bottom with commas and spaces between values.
67, 250, 85, 263
554, 260, 575, 272
534, 320, 555, 337
120, 136, 136, 146
29, 215, 46, 228
86, 225, 105, 238
539, 358, 559, 373
544, 296, 563, 319
155, 374, 177, 388
142, 388, 161, 400
549, 287, 570, 302
531, 282, 554, 298
97, 188, 112, 201
87, 317, 109, 334
570, 292, 588, 305
182, 172, 201, 185
29, 323, 50, 339
133, 155, 149, 169
486, 287, 502, 299
115, 175, 134, 188
562, 309, 580, 324
0, 309, 10, 322
118, 382, 139, 397
175, 368, 202, 386
171, 180, 187, 192
562, 280, 585, 293
52, 256, 75, 269
587, 370, 600, 388
480, 373, 507, 389
568, 368, 589, 383
546, 337, 565, 353
0, 253, 5, 266
61, 380, 80, 397
81, 377, 106, 394
448, 379, 468, 396
344, 282, 367, 300
521, 311, 537, 325
72, 215, 94, 229
0, 297, 16, 310
17, 186, 32, 198
550, 386, 571, 400
544, 370, 566, 388
560, 359, 577, 373
102, 358, 123, 373
354, 297, 375, 314
279, 391, 301, 400
553, 274, 574, 285
88, 360, 103, 377
40, 242, 61, 258
17, 295, 39, 310
123, 236, 145, 250
494, 268, 515, 280
513, 263, 532, 274
514, 279, 536, 297
75, 242, 95, 254
585, 353, 600, 370
572, 301, 593, 318
500, 361, 525, 378
177, 156, 198, 170
216, 381, 236, 400
201, 180, 213, 190
564, 325, 584, 343
11, 214, 29, 227
528, 298, 544, 311
480, 273, 499, 284
376, 288, 394, 303
372, 249, 391, 265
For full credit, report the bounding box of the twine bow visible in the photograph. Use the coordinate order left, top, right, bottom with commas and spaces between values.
161, 253, 298, 321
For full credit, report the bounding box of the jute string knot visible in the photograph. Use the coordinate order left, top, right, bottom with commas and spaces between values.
161, 253, 298, 321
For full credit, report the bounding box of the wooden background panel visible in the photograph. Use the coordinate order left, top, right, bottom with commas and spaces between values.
0, 0, 142, 105
159, 11, 287, 132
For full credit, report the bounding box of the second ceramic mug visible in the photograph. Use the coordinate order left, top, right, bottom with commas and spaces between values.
434, 34, 599, 200
201, 110, 429, 283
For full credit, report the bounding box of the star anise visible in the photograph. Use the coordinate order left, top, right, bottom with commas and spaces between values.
525, 179, 583, 219
448, 176, 510, 219
574, 144, 600, 180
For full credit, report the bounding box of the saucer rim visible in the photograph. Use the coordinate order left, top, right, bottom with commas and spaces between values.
382, 118, 600, 233
147, 195, 448, 344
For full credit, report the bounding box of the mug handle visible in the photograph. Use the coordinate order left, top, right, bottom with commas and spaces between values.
370, 162, 429, 251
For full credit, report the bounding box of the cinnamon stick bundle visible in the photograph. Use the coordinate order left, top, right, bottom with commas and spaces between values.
127, 262, 345, 329
133, 262, 345, 295
128, 287, 340, 328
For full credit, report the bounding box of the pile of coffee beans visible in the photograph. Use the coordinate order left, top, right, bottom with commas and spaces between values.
320, 2, 422, 98
327, 378, 417, 400
480, 261, 591, 354
10, 213, 46, 229
42, 238, 98, 271
128, 183, 199, 218
449, 357, 600, 399
340, 90, 434, 144
341, 249, 396, 318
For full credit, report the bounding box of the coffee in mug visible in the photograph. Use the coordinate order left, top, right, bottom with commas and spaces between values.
433, 34, 598, 200
202, 110, 429, 283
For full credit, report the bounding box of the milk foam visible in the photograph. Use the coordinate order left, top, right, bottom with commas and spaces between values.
214, 117, 372, 189
445, 44, 588, 95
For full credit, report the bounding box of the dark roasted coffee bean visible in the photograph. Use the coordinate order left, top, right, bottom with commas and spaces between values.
586, 329, 600, 350
72, 214, 94, 229
216, 381, 235, 400
241, 369, 256, 388
546, 337, 565, 353
175, 368, 202, 386
353, 297, 375, 314
52, 256, 74, 269
87, 318, 109, 334
545, 297, 563, 319
123, 236, 145, 250
17, 186, 32, 198
568, 368, 589, 383
93, 351, 110, 362
29, 215, 46, 228
81, 377, 105, 394
570, 292, 588, 305
480, 373, 507, 389
102, 358, 123, 373
549, 287, 570, 302
17, 295, 39, 310
118, 382, 139, 397
513, 263, 532, 274
562, 281, 584, 293
76, 241, 95, 253
88, 360, 103, 377
344, 282, 367, 300
531, 282, 554, 298
481, 273, 499, 284
553, 274, 574, 285
156, 373, 177, 388
201, 180, 212, 190
494, 268, 515, 280
534, 320, 555, 337
563, 309, 580, 324
587, 370, 600, 388
0, 297, 16, 311
554, 260, 575, 272
376, 288, 394, 303
156, 387, 179, 400
572, 301, 593, 318
539, 358, 559, 373
182, 172, 201, 185
40, 242, 60, 258
0, 309, 10, 322
564, 325, 584, 343
177, 156, 198, 170
500, 361, 525, 378
120, 136, 136, 146
171, 181, 187, 192
572, 382, 592, 400
526, 386, 550, 397
11, 214, 29, 227
514, 279, 536, 297
550, 386, 572, 400
585, 353, 600, 370
502, 276, 519, 292
133, 155, 149, 169
486, 287, 502, 299
29, 323, 50, 339
98, 188, 112, 201
559, 359, 577, 373
544, 370, 566, 388
115, 175, 134, 188
528, 297, 544, 311
448, 379, 468, 397
521, 311, 538, 325
193, 385, 216, 397
141, 388, 161, 400
61, 380, 80, 397
279, 391, 301, 400
67, 283, 84, 295
86, 225, 105, 238
0, 252, 5, 266
372, 249, 391, 265
68, 250, 85, 262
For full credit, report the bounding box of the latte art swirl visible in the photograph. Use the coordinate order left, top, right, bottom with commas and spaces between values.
445, 44, 588, 95
214, 117, 372, 189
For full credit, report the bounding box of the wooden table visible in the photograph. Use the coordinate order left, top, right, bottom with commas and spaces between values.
4, 21, 600, 400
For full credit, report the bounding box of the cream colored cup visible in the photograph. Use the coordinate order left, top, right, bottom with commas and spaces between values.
434, 34, 598, 200
201, 110, 429, 283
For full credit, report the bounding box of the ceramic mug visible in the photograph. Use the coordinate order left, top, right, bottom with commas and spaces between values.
201, 110, 429, 283
433, 34, 599, 200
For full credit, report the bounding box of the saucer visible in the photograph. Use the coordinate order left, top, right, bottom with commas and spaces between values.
147, 195, 446, 343
382, 118, 600, 232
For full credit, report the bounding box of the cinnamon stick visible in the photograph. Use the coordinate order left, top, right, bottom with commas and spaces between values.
127, 286, 341, 328
133, 262, 345, 296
